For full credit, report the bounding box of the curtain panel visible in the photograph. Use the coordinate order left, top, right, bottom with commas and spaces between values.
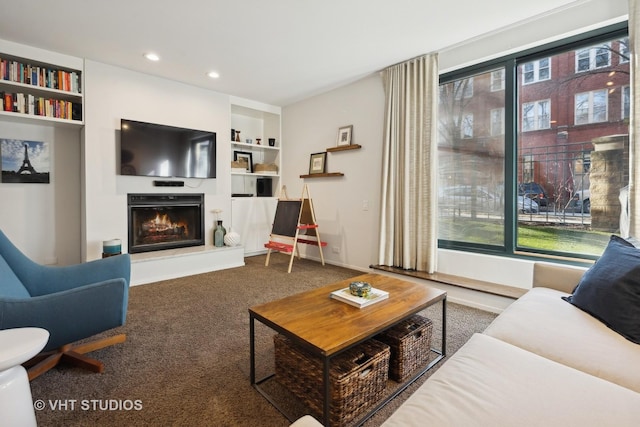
378, 54, 438, 272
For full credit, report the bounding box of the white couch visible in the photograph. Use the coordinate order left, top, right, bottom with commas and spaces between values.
293, 262, 640, 426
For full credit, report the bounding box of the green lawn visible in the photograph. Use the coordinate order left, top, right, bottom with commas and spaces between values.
439, 217, 611, 256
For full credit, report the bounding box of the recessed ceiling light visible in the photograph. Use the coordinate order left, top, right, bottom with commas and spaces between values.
144, 52, 160, 62
207, 71, 220, 79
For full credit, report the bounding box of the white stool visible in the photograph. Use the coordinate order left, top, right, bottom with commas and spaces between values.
0, 328, 50, 427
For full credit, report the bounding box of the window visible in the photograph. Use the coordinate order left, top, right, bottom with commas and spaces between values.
619, 37, 630, 63
461, 114, 473, 138
438, 23, 629, 260
491, 70, 505, 91
576, 43, 611, 72
522, 100, 551, 131
490, 108, 504, 136
623, 85, 630, 119
522, 58, 550, 84
575, 90, 608, 125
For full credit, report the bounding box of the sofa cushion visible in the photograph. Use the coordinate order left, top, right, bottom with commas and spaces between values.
382, 334, 640, 427
484, 287, 640, 393
0, 256, 30, 298
563, 235, 640, 344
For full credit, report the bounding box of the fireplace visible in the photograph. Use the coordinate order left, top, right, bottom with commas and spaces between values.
127, 193, 204, 254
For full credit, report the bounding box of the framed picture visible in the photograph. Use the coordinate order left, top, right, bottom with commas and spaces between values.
309, 152, 327, 175
234, 151, 253, 173
336, 125, 353, 147
1, 139, 50, 183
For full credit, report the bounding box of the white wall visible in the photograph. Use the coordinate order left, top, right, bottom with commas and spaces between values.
82, 61, 233, 260
282, 74, 385, 269
281, 0, 628, 311
0, 122, 81, 265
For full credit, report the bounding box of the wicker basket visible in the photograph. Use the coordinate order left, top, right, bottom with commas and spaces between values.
274, 334, 390, 427
375, 315, 433, 382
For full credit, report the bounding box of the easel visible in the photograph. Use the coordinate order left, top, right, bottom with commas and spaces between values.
264, 185, 326, 273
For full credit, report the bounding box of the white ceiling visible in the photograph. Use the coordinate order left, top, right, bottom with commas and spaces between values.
1, 0, 584, 106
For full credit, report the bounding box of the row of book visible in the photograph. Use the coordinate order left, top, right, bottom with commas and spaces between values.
2, 91, 82, 121
1, 58, 81, 94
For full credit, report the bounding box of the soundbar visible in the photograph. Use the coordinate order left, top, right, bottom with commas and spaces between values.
153, 180, 185, 187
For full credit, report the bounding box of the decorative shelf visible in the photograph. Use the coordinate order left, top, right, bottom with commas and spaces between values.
326, 144, 361, 153
300, 172, 345, 178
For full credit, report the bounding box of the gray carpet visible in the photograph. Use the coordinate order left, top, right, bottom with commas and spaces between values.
29, 254, 497, 426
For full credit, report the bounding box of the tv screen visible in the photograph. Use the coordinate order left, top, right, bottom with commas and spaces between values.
120, 119, 216, 178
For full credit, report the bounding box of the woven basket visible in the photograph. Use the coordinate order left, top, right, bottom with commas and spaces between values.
375, 315, 433, 382
274, 334, 390, 427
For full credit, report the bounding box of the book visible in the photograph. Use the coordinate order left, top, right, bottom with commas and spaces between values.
330, 286, 389, 308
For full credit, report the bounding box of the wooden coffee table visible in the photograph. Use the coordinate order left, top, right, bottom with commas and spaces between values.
249, 273, 447, 425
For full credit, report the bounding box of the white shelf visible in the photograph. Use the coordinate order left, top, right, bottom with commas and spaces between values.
0, 45, 84, 126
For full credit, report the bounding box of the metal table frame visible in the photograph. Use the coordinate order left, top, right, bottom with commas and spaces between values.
250, 296, 447, 426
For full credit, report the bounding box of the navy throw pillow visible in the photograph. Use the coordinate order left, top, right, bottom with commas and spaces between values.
563, 235, 640, 345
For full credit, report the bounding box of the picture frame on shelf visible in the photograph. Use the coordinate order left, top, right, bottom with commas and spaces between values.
309, 152, 327, 175
234, 151, 253, 173
336, 125, 353, 147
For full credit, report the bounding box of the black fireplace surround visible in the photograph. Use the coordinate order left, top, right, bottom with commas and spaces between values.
127, 193, 204, 254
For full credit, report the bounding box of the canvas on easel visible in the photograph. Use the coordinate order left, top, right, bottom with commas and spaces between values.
264, 185, 326, 273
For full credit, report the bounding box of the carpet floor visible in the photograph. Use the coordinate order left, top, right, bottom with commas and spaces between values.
29, 254, 497, 426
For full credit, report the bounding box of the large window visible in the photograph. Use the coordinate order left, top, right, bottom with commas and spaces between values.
438, 23, 629, 260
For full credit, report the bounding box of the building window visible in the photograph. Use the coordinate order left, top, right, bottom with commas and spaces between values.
623, 85, 630, 119
438, 23, 629, 260
491, 70, 505, 91
522, 100, 550, 131
490, 108, 504, 136
522, 58, 550, 84
575, 89, 608, 125
576, 43, 611, 72
461, 114, 474, 138
619, 37, 630, 63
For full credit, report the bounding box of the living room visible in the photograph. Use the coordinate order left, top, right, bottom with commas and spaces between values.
0, 0, 628, 314
1, 1, 639, 426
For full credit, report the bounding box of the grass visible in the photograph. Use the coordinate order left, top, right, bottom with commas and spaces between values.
439, 217, 611, 256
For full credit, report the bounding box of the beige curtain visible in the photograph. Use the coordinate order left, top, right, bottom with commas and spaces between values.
630, 0, 639, 237
378, 54, 438, 272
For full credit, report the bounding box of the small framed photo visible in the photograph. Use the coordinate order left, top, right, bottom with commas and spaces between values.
309, 152, 327, 174
336, 125, 353, 147
234, 151, 253, 173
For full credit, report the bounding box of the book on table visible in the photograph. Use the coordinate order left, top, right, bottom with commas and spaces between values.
330, 287, 389, 308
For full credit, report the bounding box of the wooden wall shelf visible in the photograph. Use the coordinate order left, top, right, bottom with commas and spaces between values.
326, 144, 361, 153
300, 172, 345, 178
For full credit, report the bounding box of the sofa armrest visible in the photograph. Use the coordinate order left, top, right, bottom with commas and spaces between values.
532, 262, 587, 294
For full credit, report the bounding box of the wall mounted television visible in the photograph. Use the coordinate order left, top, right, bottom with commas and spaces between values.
119, 119, 216, 179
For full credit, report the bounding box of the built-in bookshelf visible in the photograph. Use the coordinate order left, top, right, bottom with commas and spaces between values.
0, 45, 83, 125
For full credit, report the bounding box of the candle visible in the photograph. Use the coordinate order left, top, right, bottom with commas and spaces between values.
103, 239, 122, 255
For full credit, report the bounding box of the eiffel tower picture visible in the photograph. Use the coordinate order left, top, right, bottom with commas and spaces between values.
17, 144, 37, 174
1, 139, 50, 183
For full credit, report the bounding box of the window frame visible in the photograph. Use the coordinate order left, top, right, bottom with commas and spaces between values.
437, 21, 628, 262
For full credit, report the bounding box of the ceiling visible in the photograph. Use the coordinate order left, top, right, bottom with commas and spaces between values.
1, 0, 584, 106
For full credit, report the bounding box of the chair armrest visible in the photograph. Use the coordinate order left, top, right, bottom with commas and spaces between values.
0, 278, 128, 350
532, 262, 587, 294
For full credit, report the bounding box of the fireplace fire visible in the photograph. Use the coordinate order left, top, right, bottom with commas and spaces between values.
128, 194, 204, 253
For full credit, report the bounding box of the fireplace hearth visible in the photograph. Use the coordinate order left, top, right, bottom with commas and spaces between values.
128, 193, 204, 254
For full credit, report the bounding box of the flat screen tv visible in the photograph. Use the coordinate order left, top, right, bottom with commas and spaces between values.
119, 119, 216, 178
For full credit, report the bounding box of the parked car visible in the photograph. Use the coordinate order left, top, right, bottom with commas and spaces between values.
439, 185, 499, 212
518, 195, 539, 214
571, 189, 590, 213
518, 182, 549, 209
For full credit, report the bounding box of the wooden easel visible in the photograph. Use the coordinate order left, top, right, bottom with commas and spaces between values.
264, 185, 326, 273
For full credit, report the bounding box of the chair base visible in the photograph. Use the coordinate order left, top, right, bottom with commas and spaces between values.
24, 334, 126, 381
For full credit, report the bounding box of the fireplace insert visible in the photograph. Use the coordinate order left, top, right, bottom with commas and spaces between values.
127, 193, 204, 254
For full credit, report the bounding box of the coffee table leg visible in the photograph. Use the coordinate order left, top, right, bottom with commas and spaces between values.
442, 296, 447, 357
323, 355, 330, 426
249, 314, 256, 385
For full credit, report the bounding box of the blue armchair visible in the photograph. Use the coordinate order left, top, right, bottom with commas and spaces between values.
0, 229, 130, 380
